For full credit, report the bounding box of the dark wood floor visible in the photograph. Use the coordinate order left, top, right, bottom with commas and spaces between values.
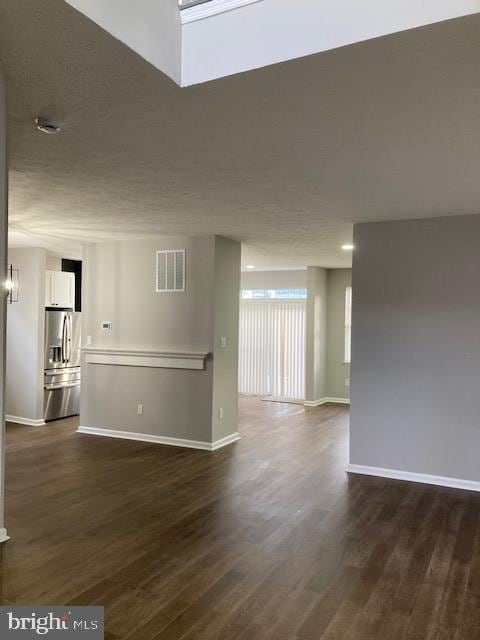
1, 397, 480, 638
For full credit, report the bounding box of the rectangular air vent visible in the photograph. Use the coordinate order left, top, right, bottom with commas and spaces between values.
156, 250, 186, 292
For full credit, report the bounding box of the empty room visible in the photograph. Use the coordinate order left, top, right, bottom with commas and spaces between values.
1, 1, 480, 638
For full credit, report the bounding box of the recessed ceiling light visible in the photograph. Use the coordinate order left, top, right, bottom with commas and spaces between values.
35, 117, 62, 135
245, 265, 255, 269
341, 244, 354, 251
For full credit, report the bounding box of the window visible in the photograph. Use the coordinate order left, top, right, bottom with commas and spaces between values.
240, 288, 307, 300
345, 286, 352, 363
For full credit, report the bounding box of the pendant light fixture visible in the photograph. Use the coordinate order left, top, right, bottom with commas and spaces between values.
6, 264, 19, 304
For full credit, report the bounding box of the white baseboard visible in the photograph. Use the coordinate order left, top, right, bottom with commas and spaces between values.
347, 464, 480, 493
261, 396, 304, 405
211, 433, 242, 450
0, 528, 9, 543
5, 415, 46, 427
77, 426, 241, 451
304, 397, 350, 407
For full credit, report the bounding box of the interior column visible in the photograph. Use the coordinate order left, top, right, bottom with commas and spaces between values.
304, 266, 327, 406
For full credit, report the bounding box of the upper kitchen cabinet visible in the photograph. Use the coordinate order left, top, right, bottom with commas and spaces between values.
45, 270, 75, 308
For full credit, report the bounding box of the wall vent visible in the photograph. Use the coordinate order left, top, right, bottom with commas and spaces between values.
156, 250, 186, 292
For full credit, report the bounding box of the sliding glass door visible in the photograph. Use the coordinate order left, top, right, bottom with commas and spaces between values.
239, 299, 305, 400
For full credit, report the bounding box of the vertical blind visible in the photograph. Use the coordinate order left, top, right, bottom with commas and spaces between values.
239, 299, 306, 400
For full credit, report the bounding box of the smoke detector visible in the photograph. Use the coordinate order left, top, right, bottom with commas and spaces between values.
35, 117, 62, 135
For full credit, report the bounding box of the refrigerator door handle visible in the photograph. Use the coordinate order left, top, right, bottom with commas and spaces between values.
45, 381, 81, 391
69, 314, 74, 362
67, 314, 72, 363
61, 315, 67, 363
44, 367, 81, 376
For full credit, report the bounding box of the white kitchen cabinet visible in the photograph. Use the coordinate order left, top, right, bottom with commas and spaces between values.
45, 270, 75, 308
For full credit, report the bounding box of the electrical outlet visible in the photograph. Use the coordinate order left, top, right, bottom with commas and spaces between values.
137, 404, 143, 415
86, 335, 92, 346
102, 321, 112, 331
218, 407, 224, 420
220, 337, 227, 348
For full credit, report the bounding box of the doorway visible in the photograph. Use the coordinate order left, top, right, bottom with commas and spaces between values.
239, 295, 306, 402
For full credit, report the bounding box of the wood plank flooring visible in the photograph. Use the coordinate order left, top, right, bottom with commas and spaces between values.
1, 396, 480, 638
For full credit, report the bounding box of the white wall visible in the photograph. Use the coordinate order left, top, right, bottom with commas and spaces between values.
6, 248, 46, 424
350, 214, 480, 484
181, 0, 480, 85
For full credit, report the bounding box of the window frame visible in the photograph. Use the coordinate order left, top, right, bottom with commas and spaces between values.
344, 286, 352, 364
240, 288, 307, 300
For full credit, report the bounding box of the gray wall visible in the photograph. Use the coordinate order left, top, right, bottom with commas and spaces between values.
0, 73, 7, 533
6, 248, 46, 422
241, 270, 306, 290
305, 266, 327, 403
82, 236, 215, 352
212, 237, 241, 441
350, 214, 480, 481
81, 235, 240, 444
326, 269, 351, 400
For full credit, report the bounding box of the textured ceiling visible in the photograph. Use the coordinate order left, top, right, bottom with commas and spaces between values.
1, 2, 480, 268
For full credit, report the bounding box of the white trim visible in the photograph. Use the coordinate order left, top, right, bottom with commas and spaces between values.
241, 267, 307, 273
5, 415, 46, 427
304, 398, 350, 407
211, 432, 242, 450
304, 399, 326, 407
77, 426, 241, 451
180, 0, 262, 24
0, 528, 9, 544
347, 464, 480, 493
81, 348, 209, 371
261, 396, 305, 405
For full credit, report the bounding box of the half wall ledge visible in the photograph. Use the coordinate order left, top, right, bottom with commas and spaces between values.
81, 348, 210, 371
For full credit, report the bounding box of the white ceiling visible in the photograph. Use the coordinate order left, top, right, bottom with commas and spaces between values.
1, 2, 480, 268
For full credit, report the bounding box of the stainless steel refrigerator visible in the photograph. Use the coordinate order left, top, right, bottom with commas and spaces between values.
44, 310, 81, 421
